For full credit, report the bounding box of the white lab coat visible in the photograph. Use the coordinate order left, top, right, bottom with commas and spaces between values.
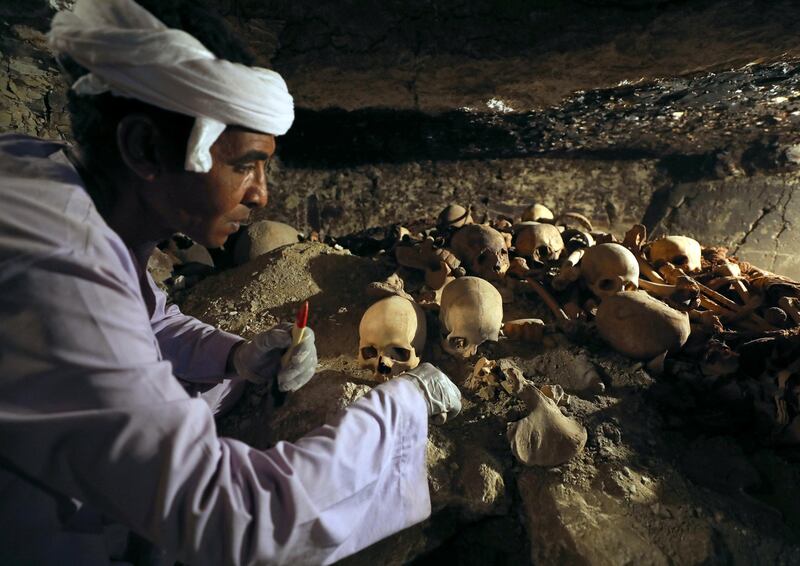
0, 134, 430, 565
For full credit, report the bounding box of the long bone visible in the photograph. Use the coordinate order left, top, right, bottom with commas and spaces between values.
659, 263, 774, 331
554, 211, 593, 232
637, 277, 701, 311
552, 248, 584, 292
712, 261, 751, 303
503, 318, 546, 343
778, 296, 800, 326
517, 278, 570, 321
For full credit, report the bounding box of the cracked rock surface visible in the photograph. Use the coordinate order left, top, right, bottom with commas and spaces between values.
649, 174, 800, 276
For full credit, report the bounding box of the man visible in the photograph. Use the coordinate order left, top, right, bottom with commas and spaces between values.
0, 0, 461, 564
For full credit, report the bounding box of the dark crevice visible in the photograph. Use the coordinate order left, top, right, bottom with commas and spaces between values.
277, 60, 800, 168
575, 0, 692, 10
733, 206, 772, 254
279, 107, 660, 167
641, 185, 678, 234
770, 183, 794, 269
657, 154, 717, 183
43, 90, 52, 125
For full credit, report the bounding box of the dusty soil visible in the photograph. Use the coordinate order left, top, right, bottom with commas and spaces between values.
180, 241, 800, 565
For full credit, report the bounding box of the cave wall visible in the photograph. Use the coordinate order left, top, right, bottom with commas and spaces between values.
266, 157, 659, 237
2, 0, 800, 276
0, 8, 70, 139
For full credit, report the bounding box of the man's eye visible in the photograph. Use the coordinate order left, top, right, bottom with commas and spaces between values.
234, 163, 257, 174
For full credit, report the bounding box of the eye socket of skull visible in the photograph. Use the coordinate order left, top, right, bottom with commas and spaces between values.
564, 231, 591, 250
671, 255, 689, 267
535, 245, 551, 261
390, 347, 411, 362
477, 250, 495, 264
596, 278, 619, 292
361, 346, 378, 360
448, 336, 467, 349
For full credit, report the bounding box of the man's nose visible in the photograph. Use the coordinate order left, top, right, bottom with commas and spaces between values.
243, 167, 268, 209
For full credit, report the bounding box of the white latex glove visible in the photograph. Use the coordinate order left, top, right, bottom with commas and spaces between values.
233, 322, 318, 392
398, 362, 462, 422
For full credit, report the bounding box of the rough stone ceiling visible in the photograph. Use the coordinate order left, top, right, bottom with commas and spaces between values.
215, 0, 800, 166
228, 0, 800, 113
280, 62, 800, 166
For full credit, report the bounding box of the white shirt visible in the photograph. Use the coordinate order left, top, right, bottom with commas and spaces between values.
0, 134, 431, 565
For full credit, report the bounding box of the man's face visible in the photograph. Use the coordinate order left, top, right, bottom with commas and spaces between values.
159, 127, 275, 248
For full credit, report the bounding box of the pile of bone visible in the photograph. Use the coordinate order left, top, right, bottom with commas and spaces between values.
355, 202, 800, 455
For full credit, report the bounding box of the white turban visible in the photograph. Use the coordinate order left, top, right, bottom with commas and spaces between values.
49, 0, 294, 172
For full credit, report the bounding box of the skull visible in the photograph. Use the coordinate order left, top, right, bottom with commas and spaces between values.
648, 236, 702, 273
358, 295, 427, 379
595, 290, 691, 360
581, 243, 639, 300
233, 220, 300, 265
450, 224, 509, 281
520, 203, 554, 222
560, 228, 595, 252
437, 204, 473, 231
514, 222, 564, 264
439, 276, 503, 357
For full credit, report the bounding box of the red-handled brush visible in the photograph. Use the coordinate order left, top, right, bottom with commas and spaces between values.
281, 301, 309, 367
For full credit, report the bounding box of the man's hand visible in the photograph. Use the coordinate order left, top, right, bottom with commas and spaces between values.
233, 322, 318, 392
398, 362, 462, 422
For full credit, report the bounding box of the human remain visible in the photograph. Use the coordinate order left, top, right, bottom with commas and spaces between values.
0, 0, 462, 564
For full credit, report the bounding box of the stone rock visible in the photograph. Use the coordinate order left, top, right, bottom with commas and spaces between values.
506, 373, 587, 468
147, 247, 176, 288
426, 427, 458, 509
518, 470, 670, 566
426, 427, 508, 516
0, 25, 70, 141
457, 445, 506, 516
249, 0, 800, 112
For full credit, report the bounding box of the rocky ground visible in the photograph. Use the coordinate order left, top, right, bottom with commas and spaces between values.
179, 241, 800, 565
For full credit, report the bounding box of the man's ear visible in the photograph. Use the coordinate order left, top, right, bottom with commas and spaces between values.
116, 114, 164, 182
